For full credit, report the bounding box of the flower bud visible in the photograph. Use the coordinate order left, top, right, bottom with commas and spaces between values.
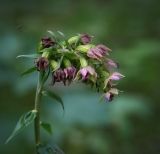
80, 34, 92, 45
80, 57, 88, 67
76, 44, 95, 53
50, 60, 59, 71
36, 57, 49, 71
42, 51, 50, 58
101, 71, 109, 78
68, 36, 80, 45
63, 59, 71, 67
41, 37, 55, 48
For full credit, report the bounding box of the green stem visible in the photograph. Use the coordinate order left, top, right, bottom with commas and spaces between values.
34, 72, 43, 152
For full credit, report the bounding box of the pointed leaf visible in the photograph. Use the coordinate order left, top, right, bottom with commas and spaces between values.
41, 68, 50, 85
42, 90, 64, 111
57, 31, 65, 37
21, 67, 37, 76
47, 30, 56, 38
16, 54, 39, 59
41, 122, 52, 135
5, 110, 37, 144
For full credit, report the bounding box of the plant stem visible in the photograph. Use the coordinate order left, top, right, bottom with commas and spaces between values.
34, 72, 43, 151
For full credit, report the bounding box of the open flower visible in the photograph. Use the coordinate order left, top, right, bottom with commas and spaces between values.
107, 59, 119, 68
36, 57, 49, 71
79, 66, 97, 80
41, 37, 55, 48
104, 72, 124, 89
80, 34, 92, 44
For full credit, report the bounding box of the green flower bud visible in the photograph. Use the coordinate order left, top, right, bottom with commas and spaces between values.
50, 60, 59, 71
101, 71, 109, 78
76, 44, 95, 53
80, 57, 88, 67
42, 51, 50, 58
68, 36, 80, 45
63, 58, 71, 67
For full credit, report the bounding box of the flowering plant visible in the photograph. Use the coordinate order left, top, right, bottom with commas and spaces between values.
6, 31, 124, 153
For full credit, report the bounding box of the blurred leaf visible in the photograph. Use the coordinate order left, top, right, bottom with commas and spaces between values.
21, 67, 37, 76
57, 31, 65, 37
5, 110, 37, 144
16, 54, 39, 59
42, 90, 64, 111
47, 30, 56, 38
37, 144, 65, 154
40, 122, 52, 135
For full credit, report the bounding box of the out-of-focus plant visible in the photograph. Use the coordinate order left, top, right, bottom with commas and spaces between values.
5, 31, 124, 153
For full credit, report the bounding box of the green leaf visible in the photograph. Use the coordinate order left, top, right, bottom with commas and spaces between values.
40, 122, 52, 135
42, 90, 64, 111
47, 30, 56, 38
16, 54, 39, 59
5, 110, 37, 144
21, 67, 37, 76
57, 31, 65, 37
37, 144, 65, 154
41, 68, 50, 85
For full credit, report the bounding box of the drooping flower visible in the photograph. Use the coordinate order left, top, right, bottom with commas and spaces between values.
80, 34, 92, 45
52, 69, 66, 83
105, 91, 114, 102
52, 67, 77, 85
107, 59, 119, 68
104, 72, 124, 89
96, 44, 111, 55
41, 37, 55, 48
109, 72, 125, 81
87, 47, 103, 60
87, 44, 111, 60
64, 66, 77, 80
79, 66, 97, 80
36, 57, 49, 71
104, 88, 119, 102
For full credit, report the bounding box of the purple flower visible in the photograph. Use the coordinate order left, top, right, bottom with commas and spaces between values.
107, 59, 119, 68
36, 57, 49, 71
104, 88, 119, 102
64, 66, 77, 80
109, 72, 125, 81
79, 66, 97, 80
53, 67, 77, 85
96, 44, 111, 55
87, 45, 111, 60
52, 69, 66, 84
87, 47, 103, 60
105, 92, 114, 102
80, 34, 92, 45
41, 37, 55, 48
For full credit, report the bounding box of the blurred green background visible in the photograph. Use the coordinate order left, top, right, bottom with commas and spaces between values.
0, 0, 160, 153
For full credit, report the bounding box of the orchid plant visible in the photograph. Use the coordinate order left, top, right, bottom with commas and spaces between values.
6, 31, 124, 154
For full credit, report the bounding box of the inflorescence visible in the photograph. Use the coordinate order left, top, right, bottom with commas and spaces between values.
36, 33, 124, 102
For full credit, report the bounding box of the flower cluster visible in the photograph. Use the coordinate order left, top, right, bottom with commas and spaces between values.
36, 32, 124, 102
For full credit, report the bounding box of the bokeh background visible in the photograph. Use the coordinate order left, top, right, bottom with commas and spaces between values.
0, 0, 160, 153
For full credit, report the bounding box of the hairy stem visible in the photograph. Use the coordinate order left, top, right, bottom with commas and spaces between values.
34, 72, 43, 152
